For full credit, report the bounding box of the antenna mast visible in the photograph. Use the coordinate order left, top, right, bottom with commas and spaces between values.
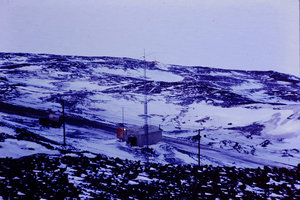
62, 99, 66, 146
143, 49, 149, 148
122, 107, 124, 125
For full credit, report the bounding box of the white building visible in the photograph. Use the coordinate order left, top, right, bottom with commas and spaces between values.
117, 125, 162, 147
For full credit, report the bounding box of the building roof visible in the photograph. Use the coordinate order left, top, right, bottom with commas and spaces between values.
127, 125, 161, 136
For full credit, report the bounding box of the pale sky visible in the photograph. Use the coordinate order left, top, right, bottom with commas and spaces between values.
0, 0, 299, 75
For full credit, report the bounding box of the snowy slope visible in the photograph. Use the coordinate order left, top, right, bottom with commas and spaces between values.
0, 52, 299, 168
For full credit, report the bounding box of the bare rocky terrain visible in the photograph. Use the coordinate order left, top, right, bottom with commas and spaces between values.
0, 52, 300, 199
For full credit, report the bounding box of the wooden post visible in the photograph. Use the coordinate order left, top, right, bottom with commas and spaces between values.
198, 129, 201, 166
62, 100, 66, 146
122, 107, 124, 125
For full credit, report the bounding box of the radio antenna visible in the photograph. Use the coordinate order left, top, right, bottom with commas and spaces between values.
143, 49, 149, 148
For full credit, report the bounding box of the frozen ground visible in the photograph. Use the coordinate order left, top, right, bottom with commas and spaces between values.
0, 52, 300, 168
1, 153, 299, 199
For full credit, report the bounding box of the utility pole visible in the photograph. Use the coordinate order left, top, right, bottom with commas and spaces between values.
122, 106, 125, 134
122, 107, 124, 126
198, 129, 201, 166
62, 100, 66, 146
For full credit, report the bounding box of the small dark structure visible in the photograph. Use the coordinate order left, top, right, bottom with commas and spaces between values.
39, 113, 63, 128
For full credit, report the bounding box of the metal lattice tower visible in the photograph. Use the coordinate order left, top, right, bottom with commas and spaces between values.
143, 50, 149, 148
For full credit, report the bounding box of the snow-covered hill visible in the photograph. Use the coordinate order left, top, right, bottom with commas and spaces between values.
0, 52, 300, 168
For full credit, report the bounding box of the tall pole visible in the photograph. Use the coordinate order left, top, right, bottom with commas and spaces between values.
144, 49, 149, 148
122, 106, 125, 134
198, 129, 201, 166
122, 107, 124, 126
299, 0, 300, 76
62, 100, 66, 146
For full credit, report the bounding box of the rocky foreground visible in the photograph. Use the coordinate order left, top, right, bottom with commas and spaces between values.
0, 152, 299, 199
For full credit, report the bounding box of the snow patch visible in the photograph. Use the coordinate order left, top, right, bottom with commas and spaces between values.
0, 139, 59, 158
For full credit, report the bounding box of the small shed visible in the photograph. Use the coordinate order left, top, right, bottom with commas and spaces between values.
117, 125, 162, 147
